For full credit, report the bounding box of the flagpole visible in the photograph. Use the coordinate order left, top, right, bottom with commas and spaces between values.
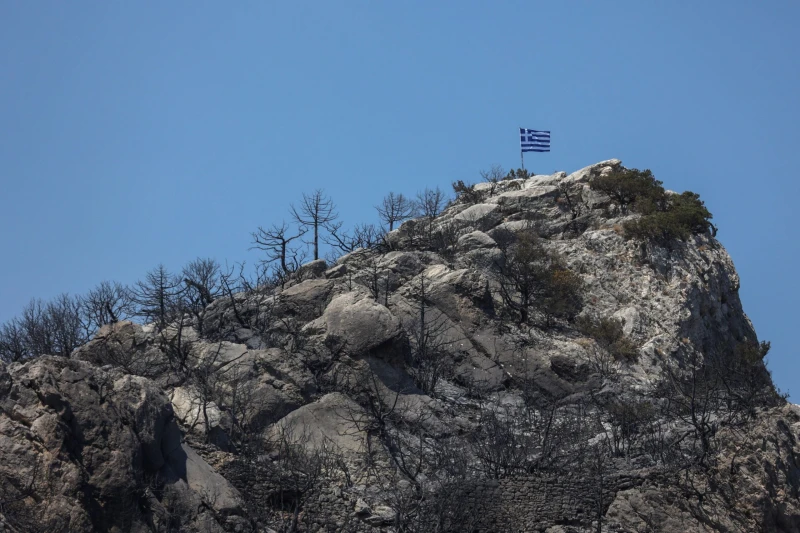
521, 150, 524, 171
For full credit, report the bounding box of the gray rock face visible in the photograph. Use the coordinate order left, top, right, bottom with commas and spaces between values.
278, 278, 335, 322
0, 357, 245, 532
269, 392, 369, 457
73, 320, 164, 377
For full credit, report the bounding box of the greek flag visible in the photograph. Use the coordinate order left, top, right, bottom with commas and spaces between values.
520, 128, 550, 152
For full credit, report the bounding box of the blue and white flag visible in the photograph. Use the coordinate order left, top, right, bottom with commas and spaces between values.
520, 128, 550, 152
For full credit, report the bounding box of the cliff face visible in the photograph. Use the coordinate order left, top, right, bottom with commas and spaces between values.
0, 357, 248, 532
2, 160, 798, 532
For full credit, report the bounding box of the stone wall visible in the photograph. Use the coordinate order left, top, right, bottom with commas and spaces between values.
454, 471, 648, 532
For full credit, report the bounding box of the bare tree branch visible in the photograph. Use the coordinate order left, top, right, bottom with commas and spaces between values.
290, 189, 338, 260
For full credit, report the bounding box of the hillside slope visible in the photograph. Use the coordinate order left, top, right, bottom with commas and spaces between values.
1, 160, 798, 532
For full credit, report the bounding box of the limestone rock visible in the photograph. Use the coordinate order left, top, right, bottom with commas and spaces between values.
0, 356, 245, 532
364, 505, 396, 526
324, 263, 347, 279
304, 292, 407, 361
277, 278, 334, 322
295, 258, 328, 280
457, 230, 497, 251
72, 320, 166, 378
270, 392, 369, 457
453, 203, 500, 226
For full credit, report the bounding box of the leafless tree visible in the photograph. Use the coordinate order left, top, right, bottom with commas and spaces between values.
1, 294, 86, 361
0, 318, 26, 362
657, 353, 724, 468
337, 364, 481, 532
32, 295, 85, 357
469, 383, 598, 481
370, 437, 481, 533
376, 192, 416, 231
15, 300, 54, 358
428, 221, 462, 259
0, 462, 59, 532
557, 182, 584, 221
602, 397, 655, 458
181, 258, 221, 335
415, 186, 447, 220
251, 222, 307, 277
414, 186, 447, 242
325, 221, 385, 256
81, 281, 133, 331
182, 258, 221, 307
405, 275, 455, 394
480, 164, 505, 197
290, 189, 338, 260
48, 294, 86, 356
217, 263, 249, 330
186, 340, 241, 443
213, 265, 271, 342
587, 437, 612, 533
469, 402, 535, 479
707, 339, 779, 417
133, 264, 184, 330
225, 365, 271, 450
90, 328, 168, 378
335, 365, 404, 480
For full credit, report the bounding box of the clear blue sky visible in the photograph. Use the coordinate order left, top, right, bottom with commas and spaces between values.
1, 2, 797, 397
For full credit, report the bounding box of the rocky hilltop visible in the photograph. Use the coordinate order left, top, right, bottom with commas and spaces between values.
1, 160, 798, 532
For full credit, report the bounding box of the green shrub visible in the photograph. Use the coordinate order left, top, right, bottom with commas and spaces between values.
590, 168, 713, 244
451, 180, 482, 204
577, 315, 639, 363
495, 231, 584, 327
504, 168, 531, 180
540, 269, 584, 326
624, 191, 713, 244
734, 339, 770, 365
590, 168, 664, 213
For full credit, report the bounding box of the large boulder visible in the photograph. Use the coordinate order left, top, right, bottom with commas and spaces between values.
277, 279, 335, 322
304, 292, 408, 361
295, 259, 328, 280
453, 203, 501, 228
270, 392, 368, 456
457, 230, 497, 252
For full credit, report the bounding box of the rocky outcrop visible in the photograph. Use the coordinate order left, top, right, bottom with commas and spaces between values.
2, 160, 796, 532
605, 404, 800, 532
0, 357, 246, 532
278, 278, 335, 322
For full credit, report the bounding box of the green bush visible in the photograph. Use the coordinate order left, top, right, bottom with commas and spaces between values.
504, 168, 531, 180
541, 269, 584, 326
495, 231, 584, 327
590, 168, 664, 213
576, 315, 639, 363
451, 180, 482, 204
624, 191, 713, 244
590, 168, 713, 244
